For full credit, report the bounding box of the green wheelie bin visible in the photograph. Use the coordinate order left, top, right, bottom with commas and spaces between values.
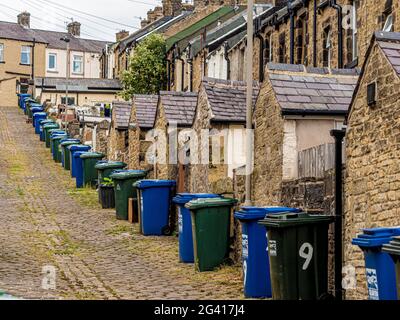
258, 212, 334, 300
61, 140, 81, 170
51, 134, 68, 162
95, 161, 127, 183
383, 236, 400, 299
185, 197, 237, 272
43, 124, 60, 147
110, 170, 147, 220
80, 152, 105, 187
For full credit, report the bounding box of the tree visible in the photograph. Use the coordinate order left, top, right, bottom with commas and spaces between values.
121, 33, 167, 99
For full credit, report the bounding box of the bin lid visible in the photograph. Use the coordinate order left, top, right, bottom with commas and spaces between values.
94, 161, 127, 170
382, 237, 400, 258
134, 179, 176, 189
43, 123, 59, 129
52, 135, 68, 141
173, 193, 220, 204
110, 170, 147, 180
31, 107, 44, 112
40, 119, 54, 124
79, 152, 105, 160
50, 132, 67, 137
235, 206, 302, 221
73, 151, 87, 158
258, 212, 334, 228
60, 140, 80, 147
33, 112, 47, 117
185, 197, 237, 210
49, 130, 66, 136
353, 227, 400, 248
68, 145, 91, 152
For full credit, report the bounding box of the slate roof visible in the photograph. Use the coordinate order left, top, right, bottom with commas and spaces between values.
266, 63, 359, 115
133, 94, 158, 129
376, 31, 400, 76
159, 91, 198, 126
0, 21, 109, 52
113, 101, 132, 130
34, 78, 122, 91
202, 77, 260, 123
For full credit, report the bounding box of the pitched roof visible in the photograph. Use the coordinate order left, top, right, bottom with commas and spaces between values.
133, 94, 158, 129
202, 77, 260, 123
0, 21, 109, 53
119, 16, 173, 52
165, 6, 236, 52
34, 77, 121, 91
159, 91, 198, 126
113, 101, 132, 130
266, 63, 359, 115
376, 31, 400, 76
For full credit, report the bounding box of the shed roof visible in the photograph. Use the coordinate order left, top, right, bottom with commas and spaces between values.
159, 91, 198, 126
113, 101, 132, 130
34, 77, 121, 92
202, 77, 259, 123
133, 94, 158, 129
266, 63, 359, 115
376, 31, 400, 76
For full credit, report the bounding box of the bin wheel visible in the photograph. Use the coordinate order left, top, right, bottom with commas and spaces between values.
318, 293, 335, 301
162, 225, 172, 236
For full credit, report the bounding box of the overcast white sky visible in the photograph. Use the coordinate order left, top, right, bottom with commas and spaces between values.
0, 0, 163, 41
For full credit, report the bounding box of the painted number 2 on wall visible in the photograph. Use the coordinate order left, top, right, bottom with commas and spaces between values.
299, 243, 314, 271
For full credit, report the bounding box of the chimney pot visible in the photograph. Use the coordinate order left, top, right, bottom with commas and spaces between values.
116, 30, 129, 41
17, 11, 30, 29
67, 21, 81, 37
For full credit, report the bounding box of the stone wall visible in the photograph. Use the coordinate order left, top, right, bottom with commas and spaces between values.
94, 121, 109, 155
107, 113, 128, 163
344, 42, 400, 300
252, 77, 284, 206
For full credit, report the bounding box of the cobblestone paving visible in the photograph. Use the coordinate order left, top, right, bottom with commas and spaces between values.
0, 106, 243, 300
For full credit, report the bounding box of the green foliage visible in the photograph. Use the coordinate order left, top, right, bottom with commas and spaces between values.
101, 177, 114, 187
121, 33, 167, 99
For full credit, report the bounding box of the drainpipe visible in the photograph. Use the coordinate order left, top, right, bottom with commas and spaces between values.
330, 128, 346, 301
166, 59, 171, 91
330, 0, 344, 68
187, 58, 193, 92
288, 0, 295, 64
223, 42, 231, 80
31, 38, 36, 80
313, 0, 317, 67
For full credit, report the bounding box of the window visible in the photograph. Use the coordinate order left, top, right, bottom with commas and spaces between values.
278, 32, 286, 64
351, 1, 359, 60
0, 43, 4, 62
48, 53, 57, 71
72, 55, 83, 74
263, 34, 272, 67
21, 46, 31, 65
383, 14, 394, 32
296, 16, 308, 65
61, 97, 75, 105
323, 27, 332, 68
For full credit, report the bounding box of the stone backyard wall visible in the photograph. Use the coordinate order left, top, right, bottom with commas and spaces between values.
252, 76, 284, 206
94, 121, 110, 156
344, 42, 400, 300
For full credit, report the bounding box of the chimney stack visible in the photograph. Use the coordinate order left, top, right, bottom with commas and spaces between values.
67, 21, 81, 37
116, 30, 129, 42
162, 0, 182, 17
17, 11, 30, 29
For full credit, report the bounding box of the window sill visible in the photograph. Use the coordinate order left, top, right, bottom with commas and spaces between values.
20, 63, 31, 66
0, 61, 5, 64
47, 70, 59, 73
71, 72, 83, 76
345, 57, 359, 69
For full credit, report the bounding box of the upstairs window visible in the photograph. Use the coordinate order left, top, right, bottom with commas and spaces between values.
382, 0, 394, 31
352, 0, 359, 60
72, 55, 83, 74
278, 32, 286, 64
296, 16, 308, 65
322, 27, 332, 68
21, 46, 31, 65
48, 53, 57, 71
383, 14, 394, 32
0, 43, 4, 62
263, 35, 272, 67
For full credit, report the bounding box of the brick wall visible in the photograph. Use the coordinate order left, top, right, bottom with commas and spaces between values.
344, 42, 400, 300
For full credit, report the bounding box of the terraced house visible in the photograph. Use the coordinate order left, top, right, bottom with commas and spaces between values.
0, 11, 109, 107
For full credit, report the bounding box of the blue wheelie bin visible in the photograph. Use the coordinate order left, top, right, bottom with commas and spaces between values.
352, 227, 400, 300
33, 113, 47, 134
234, 206, 302, 298
69, 145, 91, 178
135, 180, 176, 236
18, 94, 31, 109
60, 139, 80, 167
173, 193, 222, 263
30, 107, 44, 126
72, 151, 86, 188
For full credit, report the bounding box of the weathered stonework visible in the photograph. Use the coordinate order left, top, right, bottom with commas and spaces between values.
345, 37, 400, 300
94, 120, 110, 155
